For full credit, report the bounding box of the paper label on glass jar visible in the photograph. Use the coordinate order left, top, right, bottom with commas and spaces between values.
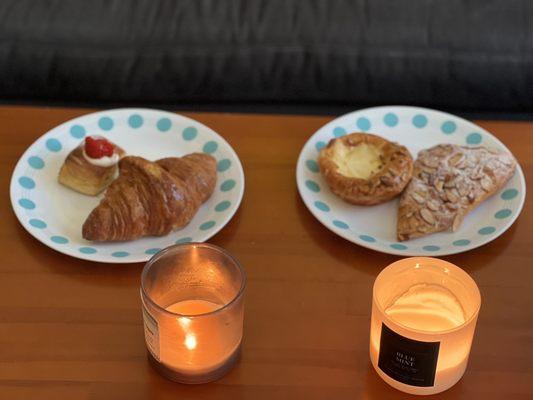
142, 304, 160, 361
378, 323, 440, 387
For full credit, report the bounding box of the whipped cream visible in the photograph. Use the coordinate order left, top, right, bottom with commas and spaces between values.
385, 283, 466, 332
82, 148, 120, 167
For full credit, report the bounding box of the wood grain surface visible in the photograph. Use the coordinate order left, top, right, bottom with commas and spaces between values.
1, 106, 532, 399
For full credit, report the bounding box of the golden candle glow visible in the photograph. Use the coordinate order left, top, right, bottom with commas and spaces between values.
140, 243, 246, 384
184, 333, 197, 350
157, 299, 239, 375
178, 317, 191, 329
384, 283, 466, 332
369, 257, 481, 395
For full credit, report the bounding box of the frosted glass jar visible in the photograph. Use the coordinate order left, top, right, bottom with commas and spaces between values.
370, 257, 481, 395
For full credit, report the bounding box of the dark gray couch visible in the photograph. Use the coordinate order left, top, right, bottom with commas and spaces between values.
0, 0, 531, 114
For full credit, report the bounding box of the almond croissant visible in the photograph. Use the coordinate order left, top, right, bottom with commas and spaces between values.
82, 153, 216, 241
397, 144, 516, 241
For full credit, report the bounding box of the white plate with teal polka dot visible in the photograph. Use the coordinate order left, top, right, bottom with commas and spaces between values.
296, 106, 526, 256
10, 108, 244, 263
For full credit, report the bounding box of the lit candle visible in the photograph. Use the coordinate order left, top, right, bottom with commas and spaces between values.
141, 243, 246, 384
369, 257, 481, 395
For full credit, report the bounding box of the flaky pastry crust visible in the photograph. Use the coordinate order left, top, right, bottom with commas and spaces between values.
82, 153, 216, 242
58, 144, 125, 196
397, 144, 517, 241
318, 133, 413, 205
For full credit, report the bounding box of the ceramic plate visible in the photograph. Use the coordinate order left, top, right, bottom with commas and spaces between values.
296, 106, 526, 256
10, 108, 244, 263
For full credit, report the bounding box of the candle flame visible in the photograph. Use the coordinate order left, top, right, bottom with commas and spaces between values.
184, 333, 197, 350
178, 317, 191, 328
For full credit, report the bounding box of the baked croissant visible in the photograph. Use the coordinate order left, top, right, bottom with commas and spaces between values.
397, 144, 516, 241
82, 153, 216, 241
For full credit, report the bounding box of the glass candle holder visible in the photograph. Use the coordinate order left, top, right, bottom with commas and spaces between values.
140, 243, 246, 384
369, 257, 481, 395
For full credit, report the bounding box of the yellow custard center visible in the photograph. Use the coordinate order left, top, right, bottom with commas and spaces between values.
331, 141, 383, 179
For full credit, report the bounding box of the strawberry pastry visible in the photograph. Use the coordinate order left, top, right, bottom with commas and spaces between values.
58, 136, 125, 195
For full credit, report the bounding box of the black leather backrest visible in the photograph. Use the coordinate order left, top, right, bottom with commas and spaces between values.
0, 0, 530, 111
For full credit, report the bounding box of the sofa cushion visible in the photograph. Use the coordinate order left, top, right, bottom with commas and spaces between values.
0, 0, 530, 111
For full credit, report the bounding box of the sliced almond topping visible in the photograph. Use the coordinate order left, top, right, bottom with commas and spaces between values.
446, 189, 459, 203
452, 214, 462, 231
458, 183, 469, 196
444, 173, 454, 182
419, 171, 430, 183
446, 202, 459, 211
448, 153, 464, 167
444, 179, 456, 188
456, 161, 467, 169
427, 200, 440, 211
420, 208, 435, 225
481, 177, 492, 192
401, 144, 515, 240
411, 192, 425, 204
485, 159, 499, 169
420, 166, 436, 174
422, 157, 440, 168
469, 168, 484, 180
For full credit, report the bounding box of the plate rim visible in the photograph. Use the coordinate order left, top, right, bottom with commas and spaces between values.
296, 105, 527, 256
10, 107, 245, 264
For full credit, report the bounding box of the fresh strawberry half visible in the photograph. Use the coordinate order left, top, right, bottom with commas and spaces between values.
85, 136, 114, 158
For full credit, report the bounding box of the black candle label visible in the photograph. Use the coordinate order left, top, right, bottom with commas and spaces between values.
378, 323, 440, 387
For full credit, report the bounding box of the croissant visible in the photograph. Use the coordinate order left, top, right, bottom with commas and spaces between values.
82, 153, 216, 241
397, 144, 516, 241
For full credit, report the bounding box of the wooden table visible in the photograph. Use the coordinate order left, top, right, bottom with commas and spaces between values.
1, 106, 532, 399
